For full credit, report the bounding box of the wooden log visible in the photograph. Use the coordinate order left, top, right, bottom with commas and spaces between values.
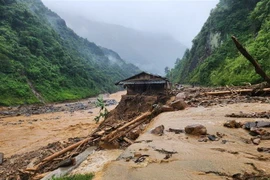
108, 117, 148, 142
42, 137, 93, 163
101, 111, 152, 141
231, 36, 270, 84
202, 88, 270, 96
123, 137, 134, 144
26, 137, 93, 171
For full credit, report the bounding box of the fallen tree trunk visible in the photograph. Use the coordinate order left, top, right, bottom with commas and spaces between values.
203, 88, 270, 96
231, 36, 270, 84
26, 137, 94, 171
101, 111, 152, 142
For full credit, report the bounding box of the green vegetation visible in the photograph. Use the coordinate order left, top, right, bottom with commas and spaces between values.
52, 173, 94, 180
94, 95, 108, 123
169, 0, 269, 86
0, 0, 140, 106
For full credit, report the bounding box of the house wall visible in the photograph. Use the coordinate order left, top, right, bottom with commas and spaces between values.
126, 84, 166, 95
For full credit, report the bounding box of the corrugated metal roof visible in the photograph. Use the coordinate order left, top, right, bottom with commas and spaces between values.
115, 71, 168, 85
118, 80, 167, 85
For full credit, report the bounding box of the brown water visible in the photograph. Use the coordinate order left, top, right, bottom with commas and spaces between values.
96, 103, 270, 180
0, 91, 126, 157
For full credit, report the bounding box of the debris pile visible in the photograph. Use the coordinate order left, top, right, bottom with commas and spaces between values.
224, 119, 270, 148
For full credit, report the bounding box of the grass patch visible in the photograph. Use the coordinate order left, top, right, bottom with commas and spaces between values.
52, 173, 94, 180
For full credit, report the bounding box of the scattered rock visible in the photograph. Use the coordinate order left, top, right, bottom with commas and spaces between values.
104, 99, 118, 106
257, 147, 270, 153
261, 134, 270, 140
164, 154, 172, 159
151, 125, 164, 136
152, 147, 177, 155
221, 140, 227, 144
170, 99, 187, 110
57, 158, 76, 168
216, 132, 225, 138
167, 128, 184, 134
208, 135, 219, 141
226, 111, 270, 119
134, 155, 149, 163
128, 129, 141, 140
223, 120, 241, 128
0, 152, 3, 165
251, 137, 261, 145
249, 127, 267, 136
185, 124, 207, 135
198, 136, 208, 142
244, 121, 270, 130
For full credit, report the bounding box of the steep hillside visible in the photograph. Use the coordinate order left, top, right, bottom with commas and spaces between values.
0, 0, 140, 106
52, 15, 187, 75
169, 0, 269, 86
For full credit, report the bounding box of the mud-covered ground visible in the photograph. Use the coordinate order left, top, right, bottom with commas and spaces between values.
1, 86, 270, 180
0, 91, 124, 179
98, 103, 270, 180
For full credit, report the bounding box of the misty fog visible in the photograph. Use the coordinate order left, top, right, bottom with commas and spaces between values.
41, 0, 218, 75
41, 0, 218, 47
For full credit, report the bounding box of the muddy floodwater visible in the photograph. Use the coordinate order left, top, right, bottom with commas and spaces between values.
1, 91, 270, 180
95, 103, 270, 180
0, 91, 126, 157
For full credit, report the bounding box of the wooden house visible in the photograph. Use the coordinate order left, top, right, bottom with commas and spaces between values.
115, 72, 171, 95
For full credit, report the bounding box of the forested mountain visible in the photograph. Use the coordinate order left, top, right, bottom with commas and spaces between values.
53, 15, 187, 75
0, 0, 140, 106
169, 0, 270, 86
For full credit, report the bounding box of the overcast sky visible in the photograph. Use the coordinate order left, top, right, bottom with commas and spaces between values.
41, 0, 219, 47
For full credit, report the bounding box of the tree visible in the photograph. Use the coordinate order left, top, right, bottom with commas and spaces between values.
164, 66, 170, 76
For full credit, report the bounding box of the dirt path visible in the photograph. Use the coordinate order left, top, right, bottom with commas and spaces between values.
95, 103, 270, 180
0, 91, 126, 157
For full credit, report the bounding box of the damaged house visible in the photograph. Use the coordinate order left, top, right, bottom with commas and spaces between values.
115, 72, 171, 95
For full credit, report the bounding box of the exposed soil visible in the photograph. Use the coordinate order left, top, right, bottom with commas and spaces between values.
1, 85, 270, 180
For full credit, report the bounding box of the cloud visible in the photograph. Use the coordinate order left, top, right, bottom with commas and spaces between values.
41, 0, 218, 47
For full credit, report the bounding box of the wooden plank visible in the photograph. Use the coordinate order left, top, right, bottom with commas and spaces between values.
203, 88, 270, 96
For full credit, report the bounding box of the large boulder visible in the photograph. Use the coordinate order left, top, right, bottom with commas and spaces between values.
170, 100, 188, 110
185, 124, 207, 135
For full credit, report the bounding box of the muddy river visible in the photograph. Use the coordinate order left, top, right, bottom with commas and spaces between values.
0, 91, 125, 157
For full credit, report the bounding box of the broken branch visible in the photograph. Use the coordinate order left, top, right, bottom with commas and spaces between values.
26, 137, 93, 171
231, 36, 270, 84
101, 111, 152, 142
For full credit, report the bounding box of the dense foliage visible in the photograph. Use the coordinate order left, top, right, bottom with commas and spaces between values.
169, 0, 269, 86
52, 173, 94, 180
0, 0, 140, 105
